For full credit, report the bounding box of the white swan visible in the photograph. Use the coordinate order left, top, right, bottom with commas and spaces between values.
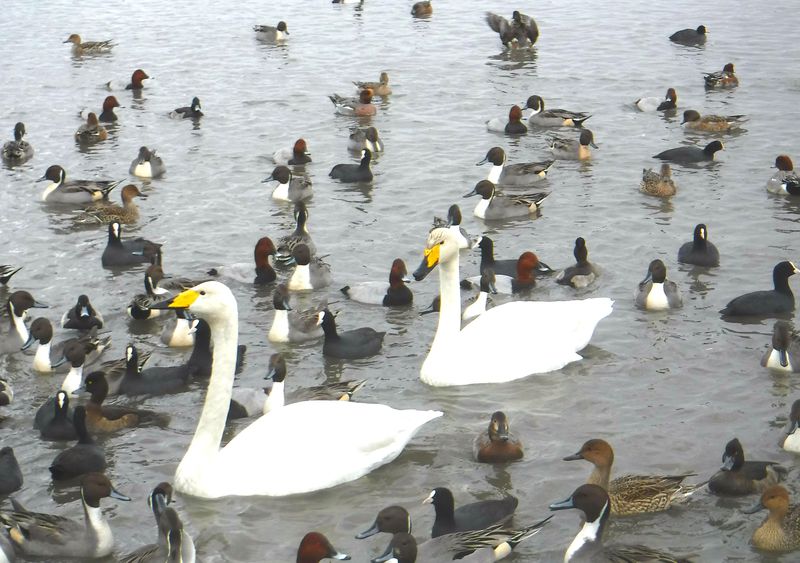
155, 281, 441, 498
414, 229, 613, 386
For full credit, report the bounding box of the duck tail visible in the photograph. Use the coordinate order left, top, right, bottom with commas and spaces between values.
573, 115, 592, 128
0, 266, 22, 286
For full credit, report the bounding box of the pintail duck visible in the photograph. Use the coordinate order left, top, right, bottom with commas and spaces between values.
563, 438, 700, 516
61, 294, 104, 330
464, 180, 549, 220
64, 34, 114, 54
432, 204, 472, 249
2, 122, 33, 164
0, 290, 48, 354
329, 89, 376, 117
549, 484, 694, 562
127, 264, 174, 320
341, 258, 413, 306
21, 317, 110, 373
485, 11, 539, 48
0, 265, 21, 286
49, 406, 106, 481
708, 437, 787, 496
462, 269, 496, 322
276, 202, 315, 263
523, 95, 590, 128
478, 146, 553, 186
121, 504, 194, 563
74, 112, 108, 144
640, 163, 677, 197
296, 532, 349, 562
682, 109, 745, 132
321, 308, 384, 359
373, 529, 548, 562
411, 1, 433, 17
329, 148, 373, 182
782, 399, 800, 452
764, 322, 800, 373
0, 473, 130, 558
354, 72, 392, 96
268, 284, 324, 343
678, 224, 719, 267
704, 62, 738, 88
38, 164, 120, 204
424, 487, 518, 538
265, 165, 313, 202
549, 130, 597, 160
169, 96, 203, 119
670, 25, 707, 46
720, 261, 799, 318
129, 146, 166, 178
254, 21, 289, 42
473, 411, 523, 463
486, 105, 527, 135
743, 485, 800, 553
288, 244, 332, 291
273, 138, 312, 165
635, 259, 683, 310
634, 87, 677, 112
0, 447, 22, 495
348, 127, 384, 154
101, 222, 162, 267
556, 237, 597, 288
207, 236, 277, 284
74, 184, 145, 225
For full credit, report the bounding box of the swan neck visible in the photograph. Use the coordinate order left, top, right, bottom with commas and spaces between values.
434, 254, 462, 346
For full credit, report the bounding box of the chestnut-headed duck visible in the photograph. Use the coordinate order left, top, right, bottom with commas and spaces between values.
768, 155, 800, 195
473, 411, 523, 463
273, 138, 312, 165
329, 89, 376, 116
341, 258, 413, 306
295, 532, 349, 563
634, 87, 677, 112
486, 105, 527, 135
411, 2, 433, 17
105, 68, 149, 91
704, 62, 738, 88
207, 236, 277, 285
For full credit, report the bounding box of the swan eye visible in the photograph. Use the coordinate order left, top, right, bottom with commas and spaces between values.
199, 290, 206, 295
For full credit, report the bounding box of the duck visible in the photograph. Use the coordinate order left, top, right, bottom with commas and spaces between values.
98, 344, 152, 394
38, 164, 120, 204
21, 317, 110, 373
288, 244, 331, 291
473, 411, 523, 463
348, 127, 384, 154
477, 146, 553, 186
640, 163, 677, 197
207, 236, 277, 285
424, 487, 518, 538
414, 228, 612, 386
169, 96, 203, 119
486, 105, 527, 135
431, 204, 472, 249
411, 2, 433, 17
704, 63, 738, 88
0, 377, 11, 407
117, 342, 194, 396
329, 148, 373, 183
708, 438, 787, 496
254, 21, 289, 42
74, 112, 108, 143
486, 252, 543, 295
96, 95, 122, 123
38, 390, 77, 441
763, 322, 800, 373
464, 180, 548, 220
151, 280, 442, 497
127, 264, 173, 320
341, 259, 413, 306
120, 505, 195, 563
80, 371, 159, 433
463, 270, 496, 322
102, 222, 162, 267
0, 290, 48, 354
782, 399, 800, 452
321, 308, 384, 359
265, 165, 313, 202
0, 265, 21, 286
472, 236, 552, 279
720, 261, 799, 317
49, 406, 106, 481
563, 438, 701, 516
557, 237, 597, 288
64, 33, 113, 54
0, 447, 22, 495
670, 25, 707, 45
118, 483, 172, 558
634, 87, 678, 112
1, 122, 33, 164
742, 485, 800, 553
678, 224, 720, 267
485, 11, 539, 49
0, 473, 130, 559
329, 89, 376, 117
296, 533, 349, 562
273, 138, 312, 165
106, 69, 149, 91
276, 202, 316, 263
634, 259, 682, 310
549, 130, 597, 160
268, 284, 324, 343
129, 146, 166, 178
549, 484, 693, 562
61, 294, 104, 330
768, 155, 800, 195
74, 184, 145, 225
354, 72, 392, 96
522, 95, 590, 128
682, 109, 745, 132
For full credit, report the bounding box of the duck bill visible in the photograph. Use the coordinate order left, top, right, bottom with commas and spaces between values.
462, 188, 478, 198
720, 454, 735, 471
371, 544, 395, 563
110, 487, 132, 501
590, 141, 599, 148
150, 289, 200, 310
787, 419, 799, 436
32, 300, 49, 308
639, 270, 653, 285
476, 156, 489, 166
355, 520, 380, 539
562, 452, 584, 461
264, 366, 278, 381
488, 281, 498, 294
741, 500, 765, 515
20, 332, 36, 351
261, 175, 275, 183
51, 355, 69, 368
780, 349, 789, 368
548, 494, 576, 511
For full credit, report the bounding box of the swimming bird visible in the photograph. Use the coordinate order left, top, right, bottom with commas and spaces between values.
341, 258, 413, 306
38, 390, 77, 441
563, 438, 701, 516
472, 236, 552, 279
273, 138, 312, 165
74, 112, 107, 144
64, 33, 114, 54
0, 290, 48, 354
431, 204, 472, 249
268, 284, 324, 343
102, 222, 162, 267
21, 317, 110, 373
462, 270, 496, 322
254, 21, 289, 42
640, 163, 677, 197
678, 224, 719, 267
654, 140, 724, 164
424, 487, 518, 538
61, 294, 104, 330
0, 447, 22, 495
549, 130, 597, 160
129, 146, 166, 178
288, 244, 332, 291
634, 87, 678, 112
49, 406, 106, 481
0, 265, 21, 286
473, 411, 523, 463
635, 259, 682, 310
783, 399, 800, 453
411, 2, 433, 17
483, 252, 543, 294
81, 371, 160, 433
763, 321, 800, 372
704, 62, 738, 88
0, 377, 11, 407
38, 164, 120, 204
414, 228, 612, 386
321, 308, 384, 359
486, 105, 527, 135
127, 264, 174, 319
106, 69, 149, 91
768, 155, 800, 195
720, 261, 799, 318
151, 281, 442, 497
557, 237, 597, 288
94, 95, 122, 123
477, 146, 553, 186
682, 109, 745, 132
485, 11, 539, 49
354, 72, 392, 96
348, 127, 384, 154
374, 529, 546, 563
264, 165, 313, 202
329, 89, 376, 117
120, 504, 195, 563
0, 473, 129, 558
169, 96, 203, 119
116, 341, 195, 396
522, 95, 590, 128
549, 484, 693, 562
276, 202, 315, 263
708, 438, 787, 496
464, 180, 548, 220
296, 533, 349, 562
670, 25, 707, 45
330, 148, 373, 182
74, 184, 145, 225
2, 122, 33, 164
742, 485, 800, 553
207, 236, 277, 285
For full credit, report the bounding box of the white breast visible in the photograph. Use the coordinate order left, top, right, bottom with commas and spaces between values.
268, 310, 290, 342
272, 182, 290, 201
133, 161, 153, 178
288, 265, 312, 290
473, 198, 490, 219
33, 342, 53, 373
645, 283, 670, 310
783, 431, 800, 453
487, 165, 503, 184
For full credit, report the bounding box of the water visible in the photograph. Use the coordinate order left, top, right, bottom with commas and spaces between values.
1, 0, 799, 560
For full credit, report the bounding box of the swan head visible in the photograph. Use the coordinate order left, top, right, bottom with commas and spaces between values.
151, 280, 237, 322
413, 228, 460, 281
